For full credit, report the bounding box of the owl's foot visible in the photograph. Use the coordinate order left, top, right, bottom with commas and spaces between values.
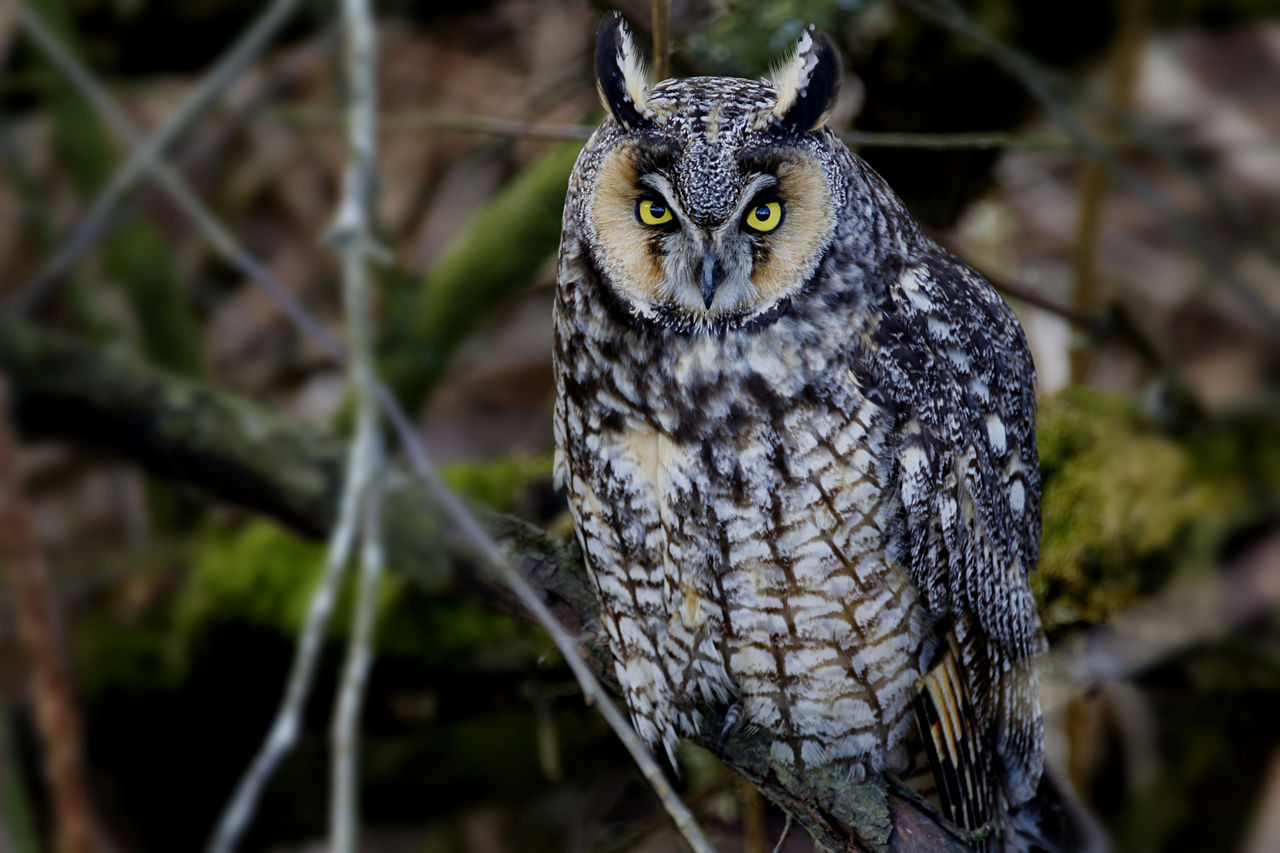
716, 703, 744, 756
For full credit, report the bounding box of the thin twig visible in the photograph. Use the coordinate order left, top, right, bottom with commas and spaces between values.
651, 0, 670, 81
205, 413, 369, 852
1069, 0, 1148, 387
9, 0, 305, 316
896, 0, 1280, 338
327, 0, 384, 849
282, 106, 594, 138
286, 106, 1093, 150
8, 6, 346, 360
331, 479, 384, 851
378, 111, 593, 139
372, 323, 719, 853
0, 376, 110, 853
210, 2, 388, 849
0, 319, 977, 852
773, 814, 795, 853
841, 129, 1070, 150
14, 11, 762, 850
287, 106, 1280, 156
976, 266, 1107, 331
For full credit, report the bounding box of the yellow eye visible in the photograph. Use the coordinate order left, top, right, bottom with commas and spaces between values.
744, 200, 784, 233
636, 198, 674, 226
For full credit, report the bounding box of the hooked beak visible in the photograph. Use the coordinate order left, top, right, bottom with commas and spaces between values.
698, 245, 724, 309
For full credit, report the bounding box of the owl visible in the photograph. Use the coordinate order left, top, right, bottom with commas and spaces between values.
554, 14, 1087, 851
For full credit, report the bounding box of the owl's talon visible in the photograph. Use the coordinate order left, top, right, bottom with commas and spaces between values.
716, 703, 744, 756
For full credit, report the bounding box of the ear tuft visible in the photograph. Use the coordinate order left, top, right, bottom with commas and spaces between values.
595, 13, 653, 132
769, 27, 842, 134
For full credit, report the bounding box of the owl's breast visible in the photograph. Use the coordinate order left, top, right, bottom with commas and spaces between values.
693, 375, 926, 769
558, 323, 927, 768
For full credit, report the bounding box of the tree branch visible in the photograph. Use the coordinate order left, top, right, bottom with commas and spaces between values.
0, 319, 972, 852
894, 0, 1280, 339
0, 375, 112, 853
11, 0, 306, 315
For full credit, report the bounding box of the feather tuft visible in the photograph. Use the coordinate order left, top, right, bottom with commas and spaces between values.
617, 22, 650, 112
594, 13, 654, 132
770, 29, 816, 119
767, 27, 841, 134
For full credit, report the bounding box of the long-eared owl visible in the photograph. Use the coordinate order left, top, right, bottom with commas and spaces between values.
554, 14, 1086, 850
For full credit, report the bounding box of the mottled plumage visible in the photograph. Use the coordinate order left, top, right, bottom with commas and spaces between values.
554, 15, 1085, 850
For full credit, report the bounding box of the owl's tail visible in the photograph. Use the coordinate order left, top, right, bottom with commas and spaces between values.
911, 627, 1107, 852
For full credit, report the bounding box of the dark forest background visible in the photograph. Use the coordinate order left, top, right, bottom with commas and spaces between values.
1, 0, 1279, 850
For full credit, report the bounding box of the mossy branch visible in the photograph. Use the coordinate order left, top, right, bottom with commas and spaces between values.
0, 319, 972, 852
381, 142, 583, 411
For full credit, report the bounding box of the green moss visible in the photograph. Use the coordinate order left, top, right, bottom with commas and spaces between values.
376, 593, 537, 667
75, 587, 185, 697
174, 520, 331, 642
440, 453, 554, 514
1034, 388, 1248, 635
167, 452, 555, 666
381, 143, 583, 410
70, 545, 198, 697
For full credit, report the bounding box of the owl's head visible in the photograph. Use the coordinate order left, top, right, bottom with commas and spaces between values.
577, 14, 846, 331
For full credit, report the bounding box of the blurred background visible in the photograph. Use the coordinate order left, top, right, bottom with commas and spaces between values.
1, 0, 1278, 850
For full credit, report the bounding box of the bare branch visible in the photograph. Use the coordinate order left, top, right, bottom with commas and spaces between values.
652, 0, 670, 81
289, 104, 1280, 164
13, 3, 712, 847
331, 478, 385, 852
10, 0, 306, 316
327, 0, 384, 848
975, 266, 1108, 332
5, 0, 347, 366
210, 2, 388, 848
1069, 0, 1150, 383
205, 423, 365, 853
0, 376, 112, 853
285, 107, 1092, 150
895, 0, 1280, 338
284, 107, 594, 139
0, 319, 975, 851
841, 129, 1071, 150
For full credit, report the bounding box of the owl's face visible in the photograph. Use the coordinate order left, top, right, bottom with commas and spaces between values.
580, 18, 845, 331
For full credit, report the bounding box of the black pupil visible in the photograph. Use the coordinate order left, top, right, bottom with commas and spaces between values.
649, 202, 666, 217
755, 205, 771, 219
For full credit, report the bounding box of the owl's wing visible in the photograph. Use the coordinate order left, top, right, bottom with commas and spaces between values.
858, 246, 1045, 813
